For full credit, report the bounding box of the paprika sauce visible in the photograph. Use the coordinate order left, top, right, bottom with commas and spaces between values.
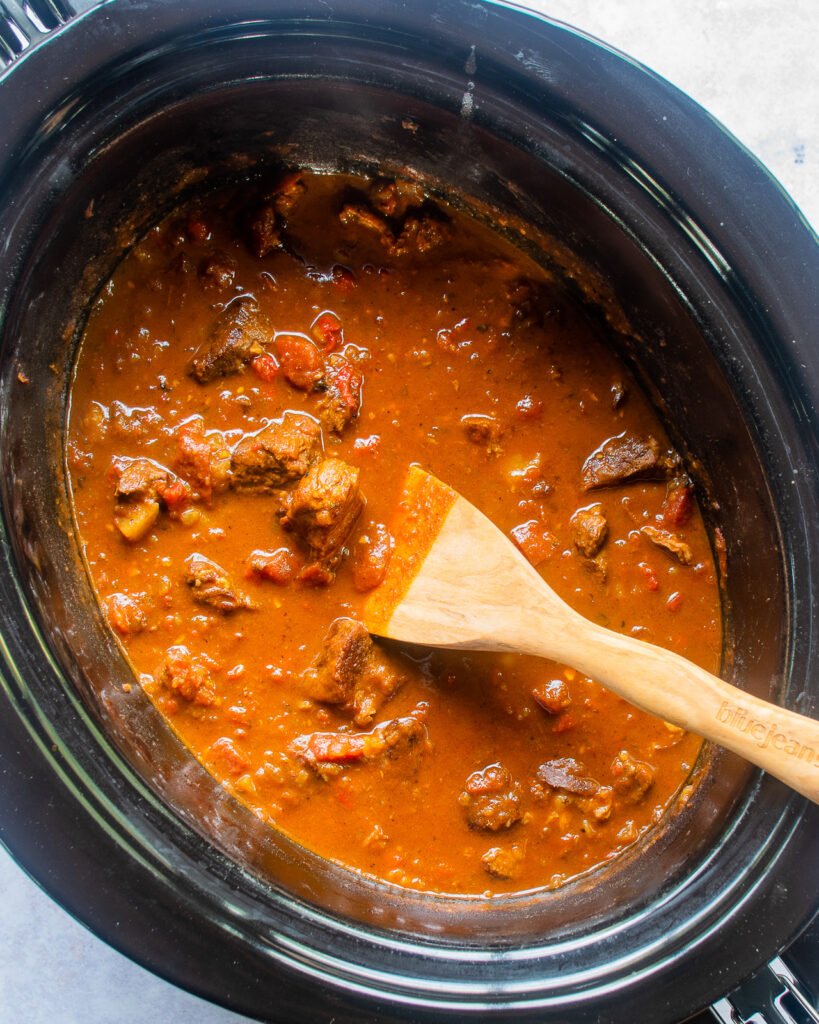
67, 171, 721, 895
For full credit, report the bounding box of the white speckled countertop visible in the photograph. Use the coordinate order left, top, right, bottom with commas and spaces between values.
1, 2, 816, 1021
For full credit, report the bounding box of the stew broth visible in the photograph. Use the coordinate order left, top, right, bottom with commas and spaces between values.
67, 171, 721, 895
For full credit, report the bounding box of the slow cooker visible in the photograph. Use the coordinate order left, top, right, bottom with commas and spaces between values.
0, 1, 817, 1021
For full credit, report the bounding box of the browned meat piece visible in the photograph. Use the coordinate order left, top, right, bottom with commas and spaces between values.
199, 252, 236, 290
289, 715, 427, 775
531, 678, 572, 715
481, 844, 526, 880
339, 197, 449, 256
247, 203, 282, 258
231, 413, 323, 493
113, 457, 187, 542
281, 458, 364, 569
536, 758, 600, 797
175, 418, 231, 502
303, 617, 371, 705
461, 413, 502, 451
303, 617, 407, 725
571, 504, 608, 558
188, 300, 272, 383
641, 525, 693, 565
459, 763, 522, 832
581, 433, 679, 490
109, 401, 164, 439
611, 750, 656, 804
505, 276, 555, 328
271, 171, 307, 217
157, 644, 217, 706
391, 212, 450, 255
339, 202, 395, 245
115, 458, 173, 501
317, 354, 363, 434
369, 177, 425, 218
184, 553, 253, 613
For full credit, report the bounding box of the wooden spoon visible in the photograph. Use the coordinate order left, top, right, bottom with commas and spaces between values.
363, 466, 819, 804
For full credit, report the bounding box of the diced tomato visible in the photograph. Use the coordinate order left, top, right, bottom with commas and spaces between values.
311, 311, 344, 351
299, 562, 334, 586
303, 733, 366, 763
331, 357, 359, 412
104, 592, 148, 636
353, 523, 394, 592
666, 591, 684, 612
552, 713, 577, 734
515, 395, 543, 420
637, 561, 660, 592
246, 547, 300, 584
175, 419, 213, 496
159, 478, 191, 512
663, 481, 694, 528
510, 520, 557, 567
185, 213, 210, 243
275, 334, 322, 390
208, 736, 249, 775
532, 678, 572, 714
353, 434, 381, 455
331, 264, 357, 292
251, 352, 280, 382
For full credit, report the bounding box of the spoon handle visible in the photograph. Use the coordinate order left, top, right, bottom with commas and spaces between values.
523, 613, 819, 803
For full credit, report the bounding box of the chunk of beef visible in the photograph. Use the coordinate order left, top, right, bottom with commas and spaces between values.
157, 645, 217, 706
115, 458, 173, 501
339, 197, 449, 256
113, 457, 185, 542
280, 458, 364, 570
199, 251, 236, 290
188, 300, 271, 383
317, 354, 363, 434
231, 413, 323, 494
571, 504, 608, 558
271, 171, 307, 217
641, 525, 693, 565
482, 843, 526, 880
339, 202, 394, 245
245, 547, 301, 584
390, 212, 450, 255
537, 758, 614, 821
459, 763, 522, 832
461, 413, 502, 452
289, 715, 427, 776
505, 276, 555, 329
175, 418, 231, 502
247, 203, 282, 258
303, 617, 407, 725
531, 678, 572, 715
581, 432, 679, 490
184, 553, 253, 613
536, 757, 600, 797
369, 177, 425, 218
610, 750, 656, 804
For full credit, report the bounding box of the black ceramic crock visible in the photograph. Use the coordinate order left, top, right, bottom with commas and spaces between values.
0, 2, 817, 1021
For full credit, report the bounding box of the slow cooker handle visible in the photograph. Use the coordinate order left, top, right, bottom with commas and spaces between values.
0, 0, 97, 66
710, 956, 819, 1024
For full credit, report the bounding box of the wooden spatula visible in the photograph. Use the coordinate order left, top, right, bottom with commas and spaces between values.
363, 466, 819, 804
